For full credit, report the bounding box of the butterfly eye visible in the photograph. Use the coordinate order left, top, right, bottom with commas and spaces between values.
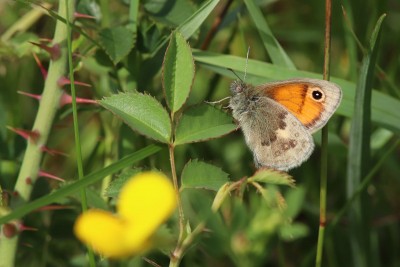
230, 81, 245, 94
311, 89, 324, 101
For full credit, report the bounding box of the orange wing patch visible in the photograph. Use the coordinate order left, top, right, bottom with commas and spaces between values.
263, 83, 324, 128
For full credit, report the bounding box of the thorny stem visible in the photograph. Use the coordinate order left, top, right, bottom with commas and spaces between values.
0, 1, 73, 266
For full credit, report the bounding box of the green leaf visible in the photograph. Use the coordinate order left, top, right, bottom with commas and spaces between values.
346, 14, 386, 267
73, 188, 108, 210
279, 223, 309, 241
247, 168, 295, 187
148, 0, 219, 57
181, 160, 229, 191
174, 104, 236, 145
284, 186, 306, 218
99, 27, 135, 64
177, 0, 220, 39
100, 93, 171, 143
144, 0, 195, 27
105, 168, 142, 198
0, 145, 162, 224
347, 14, 386, 179
193, 50, 400, 134
163, 31, 195, 113
244, 0, 296, 69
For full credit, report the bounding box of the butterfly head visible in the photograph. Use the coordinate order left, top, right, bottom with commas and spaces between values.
230, 80, 247, 95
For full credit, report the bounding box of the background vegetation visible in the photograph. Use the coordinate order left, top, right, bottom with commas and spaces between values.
0, 0, 399, 266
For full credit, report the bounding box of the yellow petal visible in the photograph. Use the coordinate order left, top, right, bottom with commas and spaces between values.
74, 210, 132, 258
117, 171, 177, 248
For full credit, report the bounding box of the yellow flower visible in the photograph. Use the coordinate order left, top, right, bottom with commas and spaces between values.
74, 171, 177, 258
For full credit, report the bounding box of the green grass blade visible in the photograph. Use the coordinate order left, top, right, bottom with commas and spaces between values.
331, 139, 400, 228
0, 145, 162, 224
346, 14, 386, 267
243, 0, 296, 69
193, 50, 400, 134
177, 0, 220, 39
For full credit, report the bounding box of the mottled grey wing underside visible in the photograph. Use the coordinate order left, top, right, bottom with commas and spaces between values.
239, 97, 315, 171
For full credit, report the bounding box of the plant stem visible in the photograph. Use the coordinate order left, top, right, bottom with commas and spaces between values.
316, 0, 331, 266
65, 0, 88, 214
169, 144, 185, 263
0, 1, 73, 266
64, 0, 96, 265
200, 0, 233, 50
169, 180, 238, 267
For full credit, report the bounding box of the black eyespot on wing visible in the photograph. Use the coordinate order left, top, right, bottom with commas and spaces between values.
312, 90, 323, 100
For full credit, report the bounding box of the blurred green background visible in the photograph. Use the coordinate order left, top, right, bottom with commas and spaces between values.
0, 0, 399, 266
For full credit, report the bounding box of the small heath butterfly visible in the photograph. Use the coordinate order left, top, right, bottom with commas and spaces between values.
230, 77, 342, 171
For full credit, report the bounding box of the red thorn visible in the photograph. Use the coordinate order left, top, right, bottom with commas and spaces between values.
320, 220, 326, 227
18, 91, 42, 101
40, 146, 68, 157
18, 223, 38, 232
12, 191, 19, 197
39, 38, 52, 43
26, 177, 32, 185
38, 170, 65, 182
2, 223, 18, 238
33, 53, 48, 79
30, 42, 61, 60
57, 77, 92, 88
7, 127, 40, 142
21, 243, 34, 248
59, 93, 97, 107
37, 205, 73, 211
74, 12, 96, 19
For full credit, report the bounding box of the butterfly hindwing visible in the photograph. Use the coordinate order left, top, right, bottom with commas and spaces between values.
236, 94, 314, 171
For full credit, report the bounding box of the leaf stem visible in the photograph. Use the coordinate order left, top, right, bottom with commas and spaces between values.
168, 144, 185, 262
169, 181, 238, 267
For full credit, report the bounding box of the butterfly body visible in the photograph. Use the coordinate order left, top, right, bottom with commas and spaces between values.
229, 78, 342, 171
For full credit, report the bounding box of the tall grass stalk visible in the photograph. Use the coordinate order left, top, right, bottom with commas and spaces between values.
315, 0, 332, 266
64, 0, 96, 265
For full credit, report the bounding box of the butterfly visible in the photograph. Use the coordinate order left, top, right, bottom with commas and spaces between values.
229, 78, 342, 171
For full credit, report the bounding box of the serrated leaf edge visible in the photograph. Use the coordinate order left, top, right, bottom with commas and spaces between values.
174, 104, 236, 145
100, 92, 172, 143
98, 27, 136, 65
162, 31, 195, 113
181, 159, 230, 191
248, 167, 296, 187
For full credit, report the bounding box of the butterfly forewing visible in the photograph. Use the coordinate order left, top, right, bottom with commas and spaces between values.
260, 78, 342, 133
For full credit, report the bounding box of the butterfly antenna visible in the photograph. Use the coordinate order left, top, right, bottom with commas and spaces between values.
227, 68, 243, 82
227, 47, 250, 82
244, 46, 250, 82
